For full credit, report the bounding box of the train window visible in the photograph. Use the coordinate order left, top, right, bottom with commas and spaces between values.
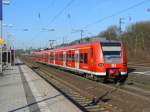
55, 54, 58, 61
72, 54, 75, 62
43, 54, 45, 59
66, 54, 69, 62
58, 54, 59, 61
50, 54, 51, 60
59, 54, 60, 61
59, 54, 61, 61
50, 55, 51, 61
103, 51, 120, 56
50, 54, 52, 60
60, 54, 62, 61
46, 54, 48, 59
67, 54, 69, 62
52, 54, 54, 60
80, 53, 83, 63
101, 42, 121, 56
57, 54, 59, 61
61, 54, 63, 61
101, 42, 122, 63
84, 53, 88, 64
68, 54, 70, 62
101, 42, 121, 46
69, 53, 71, 61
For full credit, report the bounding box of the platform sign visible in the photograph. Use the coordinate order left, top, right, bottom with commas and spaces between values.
0, 0, 2, 20
0, 46, 2, 73
0, 37, 4, 45
0, 0, 2, 73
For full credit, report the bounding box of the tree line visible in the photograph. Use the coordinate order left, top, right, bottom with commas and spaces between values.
99, 21, 150, 61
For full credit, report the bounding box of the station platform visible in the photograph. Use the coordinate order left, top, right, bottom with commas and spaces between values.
0, 59, 82, 112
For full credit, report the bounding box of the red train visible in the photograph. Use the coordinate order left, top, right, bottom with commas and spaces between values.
32, 40, 128, 83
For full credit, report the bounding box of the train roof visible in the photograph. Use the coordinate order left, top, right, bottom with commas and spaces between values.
34, 40, 122, 54
48, 41, 99, 52
52, 40, 121, 50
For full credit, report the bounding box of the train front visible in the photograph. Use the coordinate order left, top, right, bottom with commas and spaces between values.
100, 41, 128, 83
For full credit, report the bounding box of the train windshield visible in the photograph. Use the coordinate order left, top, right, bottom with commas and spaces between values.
101, 42, 121, 63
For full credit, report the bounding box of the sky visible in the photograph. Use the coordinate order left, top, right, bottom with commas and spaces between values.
3, 0, 150, 49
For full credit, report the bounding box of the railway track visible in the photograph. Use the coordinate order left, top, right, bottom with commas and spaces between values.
20, 56, 150, 112
126, 76, 150, 90
126, 63, 150, 91
21, 57, 115, 112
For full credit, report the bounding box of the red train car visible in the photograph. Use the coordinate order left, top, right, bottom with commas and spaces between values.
33, 40, 128, 83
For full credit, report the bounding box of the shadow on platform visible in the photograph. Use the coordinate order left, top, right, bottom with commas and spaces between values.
8, 94, 61, 112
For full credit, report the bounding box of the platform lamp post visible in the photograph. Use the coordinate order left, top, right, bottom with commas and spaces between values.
0, 0, 10, 72
7, 24, 13, 66
4, 24, 13, 66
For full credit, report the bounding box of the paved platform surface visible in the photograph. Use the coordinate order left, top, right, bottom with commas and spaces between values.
0, 59, 82, 112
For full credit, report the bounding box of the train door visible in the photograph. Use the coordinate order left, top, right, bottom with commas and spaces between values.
48, 52, 50, 63
63, 51, 66, 67
75, 50, 79, 69
54, 51, 55, 64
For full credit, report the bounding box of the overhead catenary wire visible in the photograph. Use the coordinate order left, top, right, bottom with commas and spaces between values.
83, 0, 150, 28
32, 0, 149, 48
47, 0, 75, 27
32, 0, 75, 48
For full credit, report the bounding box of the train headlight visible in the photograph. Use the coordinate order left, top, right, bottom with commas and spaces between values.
98, 63, 104, 67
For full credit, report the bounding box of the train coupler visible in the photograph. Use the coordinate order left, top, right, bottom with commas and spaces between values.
108, 69, 120, 79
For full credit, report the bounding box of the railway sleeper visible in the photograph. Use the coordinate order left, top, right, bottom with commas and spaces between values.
22, 59, 118, 112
